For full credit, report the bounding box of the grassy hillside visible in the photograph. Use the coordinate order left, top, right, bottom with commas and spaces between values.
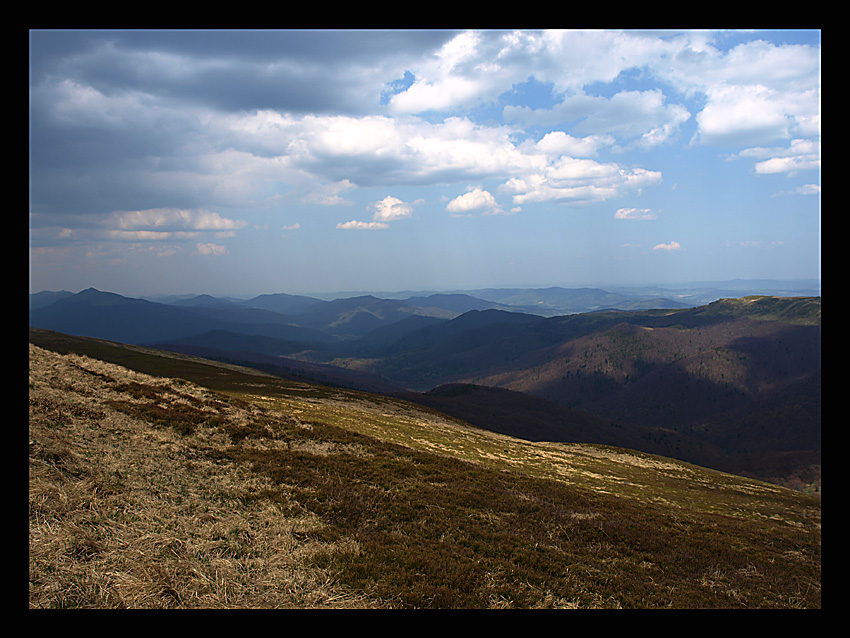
29, 329, 821, 608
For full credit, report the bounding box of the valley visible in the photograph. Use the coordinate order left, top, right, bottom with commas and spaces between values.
30, 283, 821, 493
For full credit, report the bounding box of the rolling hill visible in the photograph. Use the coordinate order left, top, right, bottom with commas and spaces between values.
27, 287, 327, 346
29, 328, 821, 608
385, 297, 821, 490
28, 288, 821, 491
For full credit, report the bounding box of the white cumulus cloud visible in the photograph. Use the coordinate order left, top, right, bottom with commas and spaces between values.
337, 195, 413, 229
446, 188, 504, 216
653, 241, 682, 251
112, 208, 247, 232
371, 195, 414, 221
336, 220, 390, 230
535, 131, 612, 157
615, 208, 657, 220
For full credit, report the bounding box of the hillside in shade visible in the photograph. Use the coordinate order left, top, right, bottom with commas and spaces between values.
29, 288, 821, 492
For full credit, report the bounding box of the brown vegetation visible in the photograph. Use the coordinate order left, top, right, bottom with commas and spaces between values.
29, 344, 376, 608
29, 335, 821, 608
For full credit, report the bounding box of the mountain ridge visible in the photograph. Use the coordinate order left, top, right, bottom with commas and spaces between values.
28, 287, 821, 491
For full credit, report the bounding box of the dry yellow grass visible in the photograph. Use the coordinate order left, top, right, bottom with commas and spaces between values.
28, 336, 821, 608
28, 344, 383, 608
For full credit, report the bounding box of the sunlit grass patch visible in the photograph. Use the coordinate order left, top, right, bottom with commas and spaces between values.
29, 338, 821, 608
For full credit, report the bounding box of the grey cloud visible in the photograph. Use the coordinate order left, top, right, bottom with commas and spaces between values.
30, 30, 458, 115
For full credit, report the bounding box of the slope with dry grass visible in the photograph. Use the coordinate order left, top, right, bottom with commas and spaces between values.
29, 343, 376, 608
29, 332, 821, 608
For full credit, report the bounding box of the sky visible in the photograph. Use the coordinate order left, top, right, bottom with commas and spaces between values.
29, 29, 821, 298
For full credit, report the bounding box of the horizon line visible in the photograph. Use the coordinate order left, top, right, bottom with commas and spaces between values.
29, 277, 823, 300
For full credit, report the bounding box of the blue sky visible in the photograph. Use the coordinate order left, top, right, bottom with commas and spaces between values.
29, 29, 821, 297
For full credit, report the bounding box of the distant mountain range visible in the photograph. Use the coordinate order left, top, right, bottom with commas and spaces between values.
29, 280, 821, 340
29, 282, 821, 490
